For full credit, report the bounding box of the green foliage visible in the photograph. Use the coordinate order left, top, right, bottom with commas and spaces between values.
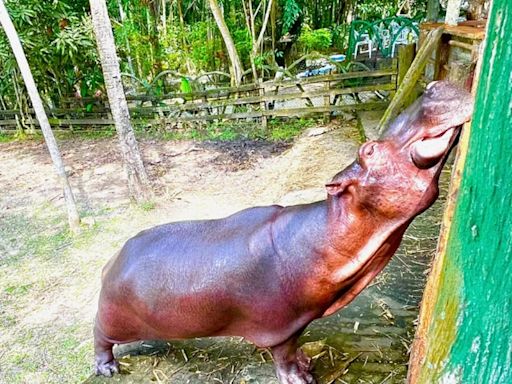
267, 118, 316, 140
0, 132, 16, 143
138, 200, 156, 211
297, 26, 332, 53
0, 0, 99, 108
355, 0, 399, 20
282, 0, 301, 34
151, 118, 316, 142
180, 77, 192, 93
0, 0, 423, 117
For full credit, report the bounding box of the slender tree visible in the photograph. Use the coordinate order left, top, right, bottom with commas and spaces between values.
0, 0, 81, 233
243, 0, 274, 81
89, 0, 152, 202
208, 0, 244, 86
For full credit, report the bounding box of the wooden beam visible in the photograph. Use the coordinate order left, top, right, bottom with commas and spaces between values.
397, 44, 417, 109
377, 27, 444, 133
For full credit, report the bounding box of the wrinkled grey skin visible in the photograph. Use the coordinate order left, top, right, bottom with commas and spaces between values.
94, 81, 473, 384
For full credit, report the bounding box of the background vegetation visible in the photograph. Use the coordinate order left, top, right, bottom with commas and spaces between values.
0, 0, 428, 114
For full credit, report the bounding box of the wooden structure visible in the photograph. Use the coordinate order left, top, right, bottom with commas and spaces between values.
408, 0, 512, 382
420, 21, 486, 87
0, 66, 397, 131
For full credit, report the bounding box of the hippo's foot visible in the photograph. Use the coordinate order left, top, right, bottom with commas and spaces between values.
271, 337, 317, 384
275, 363, 316, 384
94, 358, 119, 377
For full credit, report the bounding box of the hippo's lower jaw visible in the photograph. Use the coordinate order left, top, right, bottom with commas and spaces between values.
411, 126, 460, 169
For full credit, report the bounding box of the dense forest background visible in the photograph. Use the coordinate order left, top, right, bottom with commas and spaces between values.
0, 0, 428, 110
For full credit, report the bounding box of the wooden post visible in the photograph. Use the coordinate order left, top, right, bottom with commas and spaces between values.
396, 44, 415, 107
408, 0, 512, 382
323, 79, 330, 123
377, 27, 444, 133
259, 79, 267, 129
434, 33, 451, 80
447, 61, 472, 87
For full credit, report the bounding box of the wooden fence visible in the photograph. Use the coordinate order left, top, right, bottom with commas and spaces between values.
0, 63, 397, 130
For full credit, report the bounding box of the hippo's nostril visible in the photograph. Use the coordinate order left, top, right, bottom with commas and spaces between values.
360, 142, 376, 158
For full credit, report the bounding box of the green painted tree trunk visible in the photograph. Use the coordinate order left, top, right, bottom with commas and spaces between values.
409, 0, 512, 383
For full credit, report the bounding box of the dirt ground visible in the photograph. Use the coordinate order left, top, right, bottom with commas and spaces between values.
0, 119, 449, 384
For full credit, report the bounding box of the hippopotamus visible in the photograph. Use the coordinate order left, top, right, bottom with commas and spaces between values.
94, 81, 473, 383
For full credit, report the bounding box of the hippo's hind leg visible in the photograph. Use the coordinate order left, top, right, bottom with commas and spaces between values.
271, 334, 316, 384
93, 322, 119, 377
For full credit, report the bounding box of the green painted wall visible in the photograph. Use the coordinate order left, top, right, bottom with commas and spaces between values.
416, 0, 512, 383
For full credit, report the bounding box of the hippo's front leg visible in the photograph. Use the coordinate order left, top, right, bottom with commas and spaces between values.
271, 334, 316, 384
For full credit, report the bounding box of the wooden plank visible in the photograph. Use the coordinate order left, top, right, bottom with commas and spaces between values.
1, 118, 116, 126
377, 27, 444, 133
167, 101, 389, 122
397, 44, 417, 109
409, 1, 512, 382
272, 68, 397, 87
129, 83, 396, 114
323, 79, 331, 122
1, 101, 389, 127
448, 39, 474, 51
420, 22, 486, 40
259, 80, 268, 129
0, 119, 18, 126
75, 69, 398, 104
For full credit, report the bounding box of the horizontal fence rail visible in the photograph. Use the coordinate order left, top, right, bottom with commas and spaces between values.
0, 65, 397, 130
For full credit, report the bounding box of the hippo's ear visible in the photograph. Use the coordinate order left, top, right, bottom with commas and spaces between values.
325, 180, 353, 196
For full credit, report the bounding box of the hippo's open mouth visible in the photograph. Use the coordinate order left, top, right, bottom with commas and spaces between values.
411, 126, 459, 169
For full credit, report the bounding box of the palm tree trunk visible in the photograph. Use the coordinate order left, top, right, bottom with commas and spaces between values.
208, 0, 244, 86
89, 0, 152, 203
0, 0, 81, 233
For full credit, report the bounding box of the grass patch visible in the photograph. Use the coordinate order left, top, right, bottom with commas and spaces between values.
0, 205, 115, 383
267, 118, 316, 141
2, 112, 327, 149
0, 131, 17, 143
3, 117, 320, 145
133, 117, 319, 143
2, 324, 93, 383
137, 200, 156, 211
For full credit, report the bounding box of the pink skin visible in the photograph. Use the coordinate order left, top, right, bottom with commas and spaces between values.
94, 81, 473, 383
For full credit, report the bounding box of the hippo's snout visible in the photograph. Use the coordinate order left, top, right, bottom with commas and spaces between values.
381, 81, 473, 170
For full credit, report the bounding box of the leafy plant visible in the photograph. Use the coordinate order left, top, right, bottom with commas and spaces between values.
282, 0, 301, 34
298, 26, 332, 53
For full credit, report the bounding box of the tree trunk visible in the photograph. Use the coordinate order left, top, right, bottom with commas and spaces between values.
89, 0, 152, 203
427, 0, 440, 21
0, 0, 81, 233
208, 0, 244, 86
445, 0, 463, 25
